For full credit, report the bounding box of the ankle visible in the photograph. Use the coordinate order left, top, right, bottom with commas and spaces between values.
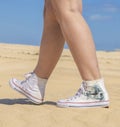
33, 72, 48, 85
33, 70, 49, 80
82, 71, 101, 81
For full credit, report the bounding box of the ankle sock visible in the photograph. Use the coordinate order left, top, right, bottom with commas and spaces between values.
37, 76, 48, 99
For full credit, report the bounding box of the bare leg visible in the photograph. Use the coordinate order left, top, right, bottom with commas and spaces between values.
34, 0, 65, 79
50, 0, 109, 108
51, 0, 101, 80
9, 1, 65, 104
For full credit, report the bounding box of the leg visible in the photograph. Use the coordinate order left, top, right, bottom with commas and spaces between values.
9, 0, 65, 104
51, 0, 101, 81
34, 0, 65, 79
51, 0, 109, 108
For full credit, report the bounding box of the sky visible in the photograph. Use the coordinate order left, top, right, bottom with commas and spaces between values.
0, 0, 120, 50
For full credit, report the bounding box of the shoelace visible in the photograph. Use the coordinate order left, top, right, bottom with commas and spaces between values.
21, 72, 33, 84
68, 83, 86, 100
24, 72, 33, 79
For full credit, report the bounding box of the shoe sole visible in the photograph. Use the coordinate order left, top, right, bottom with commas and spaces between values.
9, 79, 43, 104
57, 101, 109, 108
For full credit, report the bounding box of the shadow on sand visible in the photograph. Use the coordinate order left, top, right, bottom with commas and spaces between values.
0, 98, 56, 106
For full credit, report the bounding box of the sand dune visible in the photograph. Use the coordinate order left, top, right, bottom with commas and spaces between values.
0, 43, 120, 127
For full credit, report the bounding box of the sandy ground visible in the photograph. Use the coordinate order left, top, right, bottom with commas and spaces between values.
0, 43, 120, 127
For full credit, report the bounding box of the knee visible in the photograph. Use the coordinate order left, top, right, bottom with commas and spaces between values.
51, 1, 82, 22
44, 0, 54, 18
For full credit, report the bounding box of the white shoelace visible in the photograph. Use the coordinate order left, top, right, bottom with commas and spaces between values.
21, 72, 33, 85
68, 83, 87, 101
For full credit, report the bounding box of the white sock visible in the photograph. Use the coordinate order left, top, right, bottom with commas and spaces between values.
37, 76, 48, 99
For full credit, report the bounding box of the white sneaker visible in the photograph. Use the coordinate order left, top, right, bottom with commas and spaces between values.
9, 72, 47, 104
57, 79, 109, 108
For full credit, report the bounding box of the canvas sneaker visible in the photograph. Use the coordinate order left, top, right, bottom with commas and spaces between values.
57, 79, 109, 108
9, 72, 46, 104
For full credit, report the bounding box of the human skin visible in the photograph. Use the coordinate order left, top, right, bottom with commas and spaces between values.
34, 0, 65, 78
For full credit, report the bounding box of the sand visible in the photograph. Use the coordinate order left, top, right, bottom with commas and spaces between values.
0, 43, 120, 127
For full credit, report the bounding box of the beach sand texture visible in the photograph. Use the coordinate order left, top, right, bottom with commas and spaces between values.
0, 43, 120, 127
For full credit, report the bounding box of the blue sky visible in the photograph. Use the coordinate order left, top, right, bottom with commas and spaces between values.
0, 0, 120, 50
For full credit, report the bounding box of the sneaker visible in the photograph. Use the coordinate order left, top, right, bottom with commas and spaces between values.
57, 79, 109, 108
9, 72, 46, 104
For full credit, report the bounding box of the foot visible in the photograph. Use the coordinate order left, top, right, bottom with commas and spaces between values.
57, 79, 109, 108
9, 72, 46, 104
